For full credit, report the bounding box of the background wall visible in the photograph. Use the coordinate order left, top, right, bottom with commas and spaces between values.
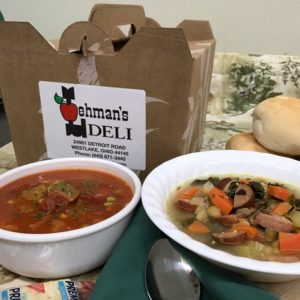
0, 0, 299, 55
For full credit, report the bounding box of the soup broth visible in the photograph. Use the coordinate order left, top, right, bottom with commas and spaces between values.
0, 169, 133, 234
167, 175, 300, 262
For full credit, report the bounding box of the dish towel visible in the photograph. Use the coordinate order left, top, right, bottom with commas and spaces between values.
90, 203, 278, 300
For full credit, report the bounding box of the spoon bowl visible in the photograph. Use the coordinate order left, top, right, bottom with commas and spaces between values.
145, 238, 201, 300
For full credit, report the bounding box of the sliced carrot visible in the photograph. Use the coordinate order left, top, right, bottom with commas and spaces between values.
187, 220, 210, 234
272, 202, 293, 216
267, 185, 292, 202
209, 187, 233, 215
231, 223, 257, 239
279, 232, 300, 254
179, 186, 201, 200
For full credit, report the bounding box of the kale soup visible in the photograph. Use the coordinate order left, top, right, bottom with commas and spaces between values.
167, 175, 300, 262
0, 169, 133, 234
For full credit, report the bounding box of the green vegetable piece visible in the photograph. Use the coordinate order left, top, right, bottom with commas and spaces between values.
82, 179, 99, 188
54, 93, 63, 104
21, 184, 48, 201
288, 209, 300, 228
264, 229, 278, 242
207, 177, 220, 186
66, 200, 85, 218
291, 198, 300, 210
52, 181, 80, 202
249, 181, 265, 200
190, 179, 207, 186
106, 196, 116, 202
227, 181, 239, 199
33, 210, 49, 221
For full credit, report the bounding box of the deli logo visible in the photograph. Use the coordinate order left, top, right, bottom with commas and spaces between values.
54, 86, 87, 138
54, 86, 132, 140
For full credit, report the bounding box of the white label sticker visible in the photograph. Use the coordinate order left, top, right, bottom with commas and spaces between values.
39, 81, 146, 170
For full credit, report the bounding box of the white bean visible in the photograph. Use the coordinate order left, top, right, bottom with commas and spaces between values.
207, 205, 222, 219
202, 181, 215, 196
196, 209, 208, 222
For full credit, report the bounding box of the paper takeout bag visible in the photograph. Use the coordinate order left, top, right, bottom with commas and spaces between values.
0, 4, 215, 178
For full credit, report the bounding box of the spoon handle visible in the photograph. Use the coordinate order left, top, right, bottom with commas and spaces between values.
145, 239, 201, 300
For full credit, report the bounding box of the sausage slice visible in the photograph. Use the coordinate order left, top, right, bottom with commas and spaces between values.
175, 199, 197, 212
254, 212, 292, 232
233, 183, 254, 208
217, 214, 240, 226
215, 177, 233, 190
212, 231, 248, 246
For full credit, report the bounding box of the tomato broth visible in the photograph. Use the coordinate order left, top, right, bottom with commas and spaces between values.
0, 169, 133, 234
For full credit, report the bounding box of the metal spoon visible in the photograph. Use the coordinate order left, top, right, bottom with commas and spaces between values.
145, 238, 201, 300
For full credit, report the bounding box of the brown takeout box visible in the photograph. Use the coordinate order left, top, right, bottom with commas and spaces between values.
0, 4, 215, 178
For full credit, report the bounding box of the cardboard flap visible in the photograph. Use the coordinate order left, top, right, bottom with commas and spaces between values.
145, 17, 160, 27
0, 22, 56, 60
177, 20, 214, 41
113, 26, 193, 62
88, 4, 146, 39
59, 21, 114, 56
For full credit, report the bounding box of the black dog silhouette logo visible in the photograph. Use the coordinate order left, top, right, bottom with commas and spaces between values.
54, 86, 87, 138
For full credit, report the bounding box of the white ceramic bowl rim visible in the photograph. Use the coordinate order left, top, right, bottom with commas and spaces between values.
142, 150, 300, 276
0, 157, 141, 243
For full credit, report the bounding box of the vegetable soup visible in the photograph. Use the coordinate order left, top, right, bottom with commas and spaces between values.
0, 169, 133, 234
167, 175, 300, 262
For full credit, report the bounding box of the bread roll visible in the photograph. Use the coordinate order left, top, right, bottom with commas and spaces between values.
226, 132, 278, 154
252, 96, 300, 155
